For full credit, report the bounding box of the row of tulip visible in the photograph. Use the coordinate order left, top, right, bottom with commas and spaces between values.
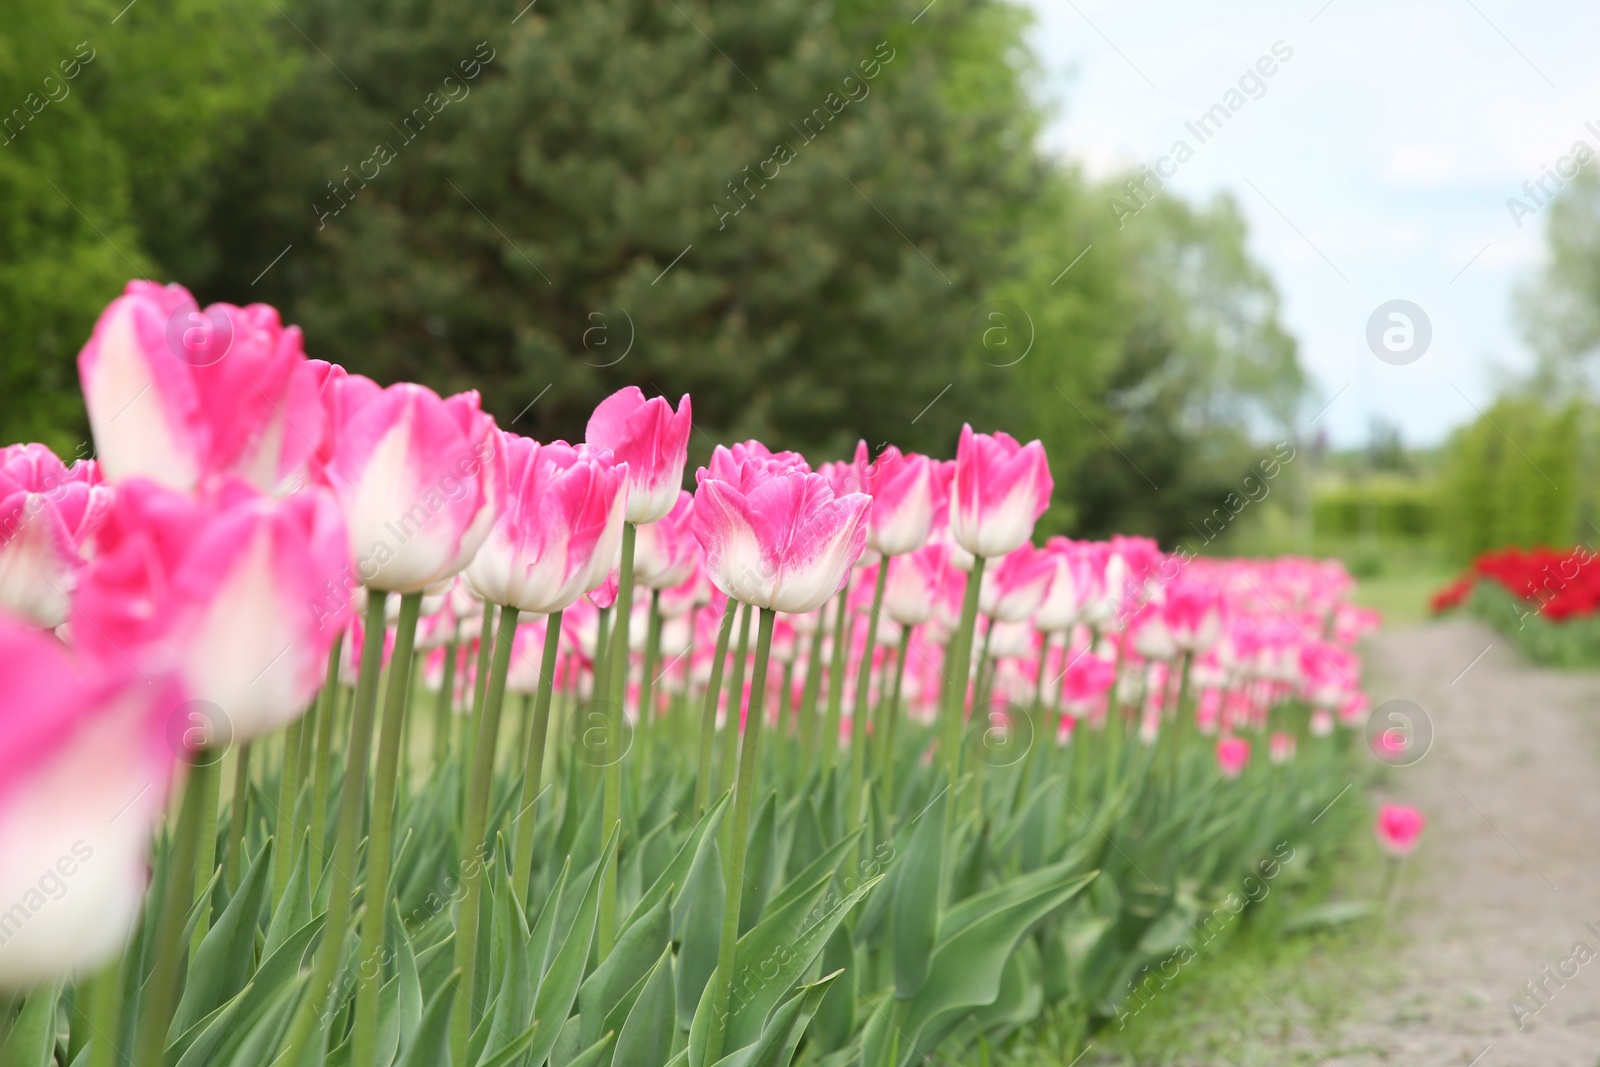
1432, 545, 1600, 666
0, 280, 1387, 1066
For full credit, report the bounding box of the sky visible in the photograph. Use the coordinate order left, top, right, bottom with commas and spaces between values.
1018, 0, 1600, 448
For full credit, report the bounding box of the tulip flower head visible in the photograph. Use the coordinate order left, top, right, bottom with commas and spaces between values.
693, 463, 871, 613
949, 425, 1053, 559
0, 444, 114, 628
1375, 804, 1425, 856
864, 446, 939, 557
75, 478, 352, 744
464, 434, 627, 614
979, 542, 1057, 623
0, 619, 179, 988
585, 386, 692, 523
323, 375, 499, 593
77, 281, 324, 494
1216, 736, 1251, 779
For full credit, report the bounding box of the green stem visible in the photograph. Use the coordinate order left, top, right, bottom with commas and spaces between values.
84, 955, 125, 1067
797, 619, 826, 771
850, 560, 890, 815
276, 592, 390, 1067
188, 743, 224, 964
133, 755, 214, 1067
705, 606, 776, 1064
463, 600, 497, 834
718, 603, 753, 797
822, 592, 852, 772
639, 589, 663, 753
882, 624, 913, 808
271, 713, 304, 909
226, 741, 253, 891
351, 591, 423, 1067
600, 522, 637, 958
513, 611, 564, 901
695, 598, 740, 813
309, 634, 343, 863
943, 555, 986, 780
451, 603, 520, 1066
433, 625, 460, 775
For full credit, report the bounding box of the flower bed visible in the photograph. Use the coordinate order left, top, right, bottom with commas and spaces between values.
0, 282, 1399, 1067
1432, 546, 1600, 666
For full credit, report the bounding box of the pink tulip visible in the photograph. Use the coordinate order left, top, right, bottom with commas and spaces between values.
1269, 731, 1296, 764
883, 542, 954, 627
949, 425, 1053, 559
864, 446, 940, 557
0, 617, 179, 987
979, 542, 1056, 622
1216, 736, 1250, 779
1033, 538, 1090, 633
659, 559, 714, 619
584, 386, 692, 523
634, 490, 699, 590
701, 441, 810, 487
77, 281, 323, 494
693, 464, 871, 613
322, 374, 498, 592
1375, 804, 1425, 855
464, 434, 627, 613
0, 445, 114, 628
75, 478, 352, 743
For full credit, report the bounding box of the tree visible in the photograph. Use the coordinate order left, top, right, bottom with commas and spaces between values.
188, 0, 1043, 466
0, 0, 293, 454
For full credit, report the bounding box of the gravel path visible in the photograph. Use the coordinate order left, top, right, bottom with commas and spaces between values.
1328, 617, 1600, 1067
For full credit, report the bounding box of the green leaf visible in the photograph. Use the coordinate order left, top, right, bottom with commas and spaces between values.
631, 793, 724, 940
172, 984, 256, 1067
737, 792, 779, 936
478, 1019, 539, 1067
897, 871, 1097, 1060
708, 970, 840, 1067
0, 985, 57, 1067
1281, 900, 1375, 934
611, 947, 676, 1067
392, 903, 425, 1057
395, 970, 459, 1067
565, 1031, 616, 1067
578, 892, 671, 1048
528, 857, 571, 984
671, 808, 727, 1033
525, 824, 618, 1067
708, 873, 886, 1057
893, 783, 946, 999
171, 837, 273, 1040
483, 859, 534, 1063
265, 833, 313, 960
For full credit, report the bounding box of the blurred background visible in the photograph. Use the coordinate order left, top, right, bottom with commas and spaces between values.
6, 0, 1599, 625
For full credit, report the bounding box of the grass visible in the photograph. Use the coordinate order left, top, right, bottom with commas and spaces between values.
1352, 564, 1457, 629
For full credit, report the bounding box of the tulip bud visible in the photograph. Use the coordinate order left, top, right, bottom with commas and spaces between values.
585, 386, 692, 523
323, 376, 499, 592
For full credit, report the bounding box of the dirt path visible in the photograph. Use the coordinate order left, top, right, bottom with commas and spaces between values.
1327, 617, 1600, 1067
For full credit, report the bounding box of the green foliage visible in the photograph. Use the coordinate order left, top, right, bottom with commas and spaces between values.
1440, 396, 1587, 562
1466, 581, 1600, 668
0, 0, 292, 454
